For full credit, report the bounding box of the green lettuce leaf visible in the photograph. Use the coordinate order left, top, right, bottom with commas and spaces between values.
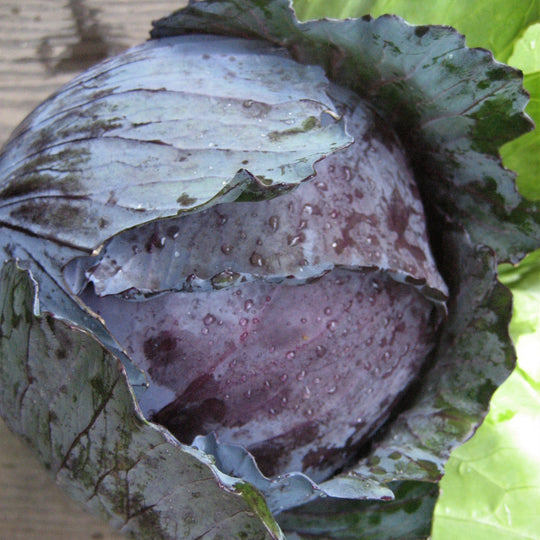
501, 24, 540, 201
433, 251, 540, 539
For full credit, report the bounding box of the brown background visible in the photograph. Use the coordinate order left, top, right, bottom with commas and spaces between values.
0, 1, 185, 538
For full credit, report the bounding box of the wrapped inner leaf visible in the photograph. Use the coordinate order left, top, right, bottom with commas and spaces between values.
67, 88, 447, 303
76, 51, 448, 482
82, 266, 439, 482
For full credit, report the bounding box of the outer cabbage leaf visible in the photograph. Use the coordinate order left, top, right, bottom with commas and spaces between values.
153, 0, 538, 265
66, 89, 447, 301
294, 0, 540, 213
293, 0, 539, 62
0, 34, 351, 252
279, 481, 438, 539
0, 260, 283, 539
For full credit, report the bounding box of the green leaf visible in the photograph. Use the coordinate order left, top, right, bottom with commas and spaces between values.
501, 24, 540, 200
432, 250, 540, 540
0, 260, 283, 539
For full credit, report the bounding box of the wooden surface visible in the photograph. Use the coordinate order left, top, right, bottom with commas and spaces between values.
0, 1, 185, 538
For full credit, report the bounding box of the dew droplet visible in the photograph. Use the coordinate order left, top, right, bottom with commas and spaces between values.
366, 337, 373, 346
296, 370, 306, 381
342, 166, 352, 181
280, 373, 288, 382
269, 408, 276, 415
239, 317, 248, 327
324, 307, 332, 316
303, 386, 311, 399
203, 314, 216, 325
371, 279, 381, 291
314, 377, 321, 384
329, 209, 339, 219
306, 408, 313, 416
265, 380, 271, 388
240, 331, 249, 341
221, 244, 233, 255
302, 204, 313, 215
201, 327, 209, 335
244, 299, 254, 311
316, 345, 327, 358
240, 374, 247, 382
253, 317, 259, 324
300, 317, 307, 324
383, 351, 392, 360
327, 320, 338, 332
268, 215, 280, 231
327, 386, 337, 394
244, 389, 252, 399
249, 251, 264, 267
298, 219, 308, 230
286, 351, 296, 360
316, 181, 327, 191
281, 396, 288, 405
287, 233, 304, 247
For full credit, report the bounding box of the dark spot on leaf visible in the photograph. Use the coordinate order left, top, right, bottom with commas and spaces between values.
248, 421, 319, 477
144, 231, 164, 253
143, 331, 177, 366
487, 67, 510, 81
415, 26, 429, 38
177, 192, 197, 206
152, 374, 225, 444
